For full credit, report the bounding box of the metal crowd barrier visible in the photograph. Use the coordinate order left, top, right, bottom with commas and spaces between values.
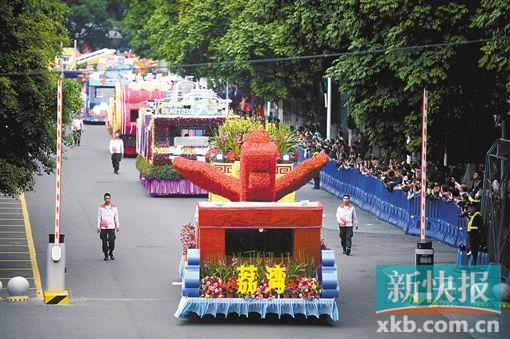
300, 150, 467, 248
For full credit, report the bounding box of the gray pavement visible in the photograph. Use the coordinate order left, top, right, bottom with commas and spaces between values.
0, 125, 507, 338
0, 196, 38, 299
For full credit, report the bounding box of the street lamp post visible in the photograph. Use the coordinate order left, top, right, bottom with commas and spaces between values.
326, 78, 332, 139
225, 80, 229, 113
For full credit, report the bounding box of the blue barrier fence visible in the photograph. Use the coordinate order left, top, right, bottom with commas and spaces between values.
301, 151, 467, 248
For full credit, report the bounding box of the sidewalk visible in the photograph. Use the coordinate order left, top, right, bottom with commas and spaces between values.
0, 194, 43, 300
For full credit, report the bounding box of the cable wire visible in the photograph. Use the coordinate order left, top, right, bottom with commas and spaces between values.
0, 37, 507, 77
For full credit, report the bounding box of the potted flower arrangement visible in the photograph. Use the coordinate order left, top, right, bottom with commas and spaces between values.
208, 117, 300, 163
207, 118, 299, 202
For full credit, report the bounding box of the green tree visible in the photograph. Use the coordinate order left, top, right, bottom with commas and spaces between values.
122, 0, 172, 59
125, 0, 344, 118
64, 0, 128, 50
124, 0, 509, 160
0, 0, 82, 196
212, 0, 345, 121
473, 0, 510, 92
327, 0, 505, 161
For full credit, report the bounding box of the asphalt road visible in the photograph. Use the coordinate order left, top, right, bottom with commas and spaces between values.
0, 125, 507, 338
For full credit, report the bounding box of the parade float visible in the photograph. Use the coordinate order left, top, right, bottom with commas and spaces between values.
108, 79, 171, 156
82, 56, 132, 123
84, 76, 116, 123
82, 53, 155, 124
207, 117, 300, 203
136, 84, 233, 196
172, 130, 340, 320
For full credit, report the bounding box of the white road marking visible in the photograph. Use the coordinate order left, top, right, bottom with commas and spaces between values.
73, 297, 160, 302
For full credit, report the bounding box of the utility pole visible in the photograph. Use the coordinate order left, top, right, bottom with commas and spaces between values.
326, 78, 332, 139
225, 80, 229, 114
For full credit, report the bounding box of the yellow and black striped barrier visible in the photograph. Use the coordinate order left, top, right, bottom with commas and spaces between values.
44, 290, 69, 305
7, 296, 29, 302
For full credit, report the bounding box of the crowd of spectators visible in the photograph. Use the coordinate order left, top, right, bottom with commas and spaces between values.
297, 127, 483, 214
215, 84, 283, 124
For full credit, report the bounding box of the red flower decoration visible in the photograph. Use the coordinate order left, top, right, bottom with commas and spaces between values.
240, 130, 278, 201
172, 129, 329, 201
226, 150, 238, 162
172, 157, 241, 201
274, 152, 328, 201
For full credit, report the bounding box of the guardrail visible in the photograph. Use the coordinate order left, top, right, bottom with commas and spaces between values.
301, 151, 467, 248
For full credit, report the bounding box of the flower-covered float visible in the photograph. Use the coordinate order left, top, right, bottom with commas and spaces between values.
173, 130, 339, 320
108, 79, 171, 156
207, 117, 300, 203
135, 85, 235, 196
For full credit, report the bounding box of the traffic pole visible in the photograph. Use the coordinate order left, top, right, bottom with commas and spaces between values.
44, 77, 68, 304
54, 78, 62, 254
413, 89, 434, 304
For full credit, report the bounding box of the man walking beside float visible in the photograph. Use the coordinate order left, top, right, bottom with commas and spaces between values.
336, 194, 358, 255
97, 193, 120, 261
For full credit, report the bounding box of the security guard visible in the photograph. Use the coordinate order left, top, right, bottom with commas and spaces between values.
467, 203, 483, 265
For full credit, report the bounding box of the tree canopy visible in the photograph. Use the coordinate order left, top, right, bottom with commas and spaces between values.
123, 0, 510, 161
64, 0, 128, 50
0, 0, 82, 196
326, 1, 508, 161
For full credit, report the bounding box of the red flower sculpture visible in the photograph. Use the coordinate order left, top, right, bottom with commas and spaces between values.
172, 130, 329, 202
239, 130, 278, 201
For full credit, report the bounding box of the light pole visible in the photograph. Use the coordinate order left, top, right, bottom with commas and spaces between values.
225, 80, 229, 114
326, 78, 332, 139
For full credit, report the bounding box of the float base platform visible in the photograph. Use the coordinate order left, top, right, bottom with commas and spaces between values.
174, 296, 339, 320
140, 176, 207, 196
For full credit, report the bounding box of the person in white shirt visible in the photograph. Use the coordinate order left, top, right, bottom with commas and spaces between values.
97, 193, 120, 260
336, 194, 358, 255
71, 114, 83, 146
109, 131, 124, 174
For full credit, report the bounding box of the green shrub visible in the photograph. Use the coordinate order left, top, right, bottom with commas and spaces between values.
136, 155, 182, 180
